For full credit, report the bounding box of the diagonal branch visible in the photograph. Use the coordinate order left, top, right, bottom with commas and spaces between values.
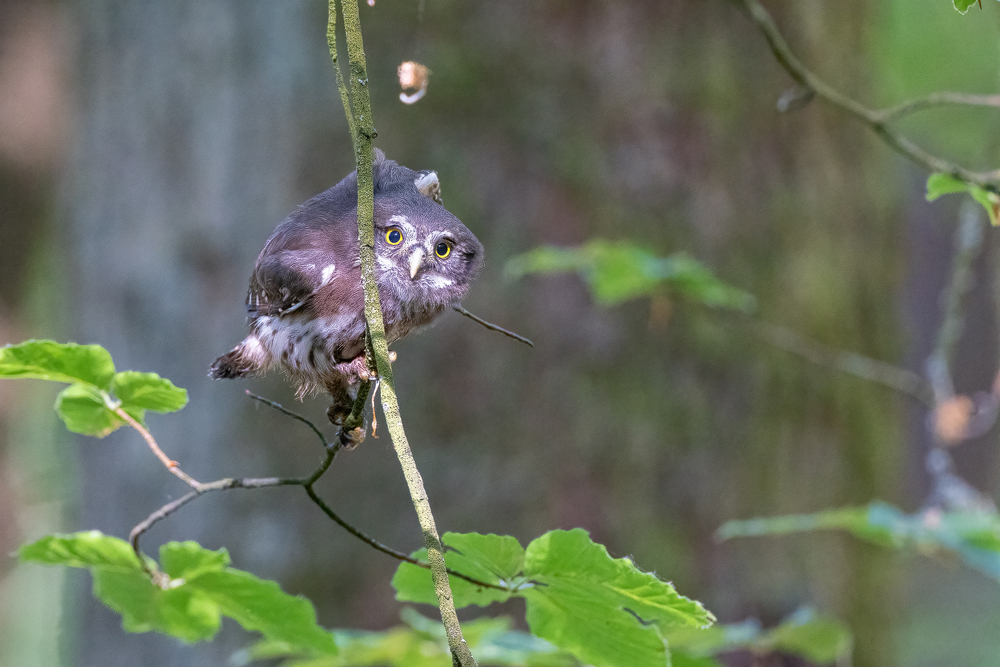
737, 0, 1000, 189
331, 2, 479, 664
452, 305, 535, 347
128, 391, 505, 593
748, 319, 934, 405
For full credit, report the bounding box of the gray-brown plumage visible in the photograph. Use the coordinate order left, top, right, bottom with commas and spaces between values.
210, 152, 483, 423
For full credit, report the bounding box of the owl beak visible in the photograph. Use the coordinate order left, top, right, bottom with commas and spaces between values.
408, 248, 426, 279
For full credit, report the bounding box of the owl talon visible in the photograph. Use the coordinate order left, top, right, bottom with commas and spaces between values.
339, 426, 366, 450
327, 403, 349, 426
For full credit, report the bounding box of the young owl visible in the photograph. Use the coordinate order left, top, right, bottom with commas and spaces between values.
210, 152, 484, 423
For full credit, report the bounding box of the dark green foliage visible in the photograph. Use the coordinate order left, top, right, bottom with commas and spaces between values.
505, 241, 755, 310
720, 502, 1000, 581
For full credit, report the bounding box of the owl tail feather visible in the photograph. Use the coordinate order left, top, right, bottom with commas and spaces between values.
209, 338, 263, 379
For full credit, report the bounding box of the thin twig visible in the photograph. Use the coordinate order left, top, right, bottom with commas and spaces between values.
927, 201, 986, 404
879, 92, 1000, 123
127, 389, 504, 594
246, 391, 328, 448
748, 319, 934, 405
453, 305, 535, 347
114, 407, 201, 489
738, 0, 1000, 189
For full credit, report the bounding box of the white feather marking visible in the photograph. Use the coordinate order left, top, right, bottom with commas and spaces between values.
423, 274, 455, 288
320, 263, 336, 285
377, 255, 394, 271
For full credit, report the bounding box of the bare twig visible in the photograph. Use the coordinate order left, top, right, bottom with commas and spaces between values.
114, 407, 201, 489
128, 389, 504, 594
748, 320, 934, 405
453, 305, 535, 347
880, 93, 1000, 123
247, 391, 328, 447
927, 201, 986, 404
738, 0, 1000, 189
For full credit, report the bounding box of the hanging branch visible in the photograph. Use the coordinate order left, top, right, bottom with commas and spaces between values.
327, 2, 479, 665
737, 0, 1000, 190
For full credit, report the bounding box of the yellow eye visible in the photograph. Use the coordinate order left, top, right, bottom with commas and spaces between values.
385, 228, 403, 245
435, 241, 452, 259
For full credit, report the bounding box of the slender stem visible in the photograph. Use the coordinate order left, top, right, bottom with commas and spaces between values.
879, 92, 1000, 123
927, 201, 985, 404
114, 407, 201, 489
332, 2, 478, 664
452, 305, 535, 347
327, 0, 356, 141
749, 319, 934, 405
738, 0, 1000, 189
247, 391, 328, 447
127, 391, 504, 593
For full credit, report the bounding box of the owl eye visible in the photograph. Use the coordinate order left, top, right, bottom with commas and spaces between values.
385, 228, 403, 245
435, 241, 452, 259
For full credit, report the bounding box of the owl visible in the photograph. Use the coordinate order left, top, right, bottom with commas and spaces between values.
210, 152, 484, 425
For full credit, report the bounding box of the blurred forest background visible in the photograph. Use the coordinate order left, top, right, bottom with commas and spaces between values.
1, 1, 999, 666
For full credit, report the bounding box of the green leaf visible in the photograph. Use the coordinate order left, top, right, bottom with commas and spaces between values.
666, 610, 851, 665
392, 533, 522, 608
766, 609, 852, 664
0, 340, 115, 388
19, 531, 142, 570
505, 240, 755, 310
21, 533, 336, 655
521, 529, 714, 667
191, 569, 337, 656
926, 173, 1000, 225
245, 611, 580, 667
54, 383, 126, 437
719, 502, 1000, 581
94, 568, 222, 643
112, 371, 188, 414
160, 541, 230, 580
954, 0, 979, 14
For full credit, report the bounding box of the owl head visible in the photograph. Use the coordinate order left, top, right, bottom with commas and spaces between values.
369, 155, 484, 309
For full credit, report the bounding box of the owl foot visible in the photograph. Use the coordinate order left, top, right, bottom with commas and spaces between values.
338, 425, 366, 450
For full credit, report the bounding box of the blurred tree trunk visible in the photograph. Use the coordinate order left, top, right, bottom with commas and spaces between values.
61, 2, 342, 664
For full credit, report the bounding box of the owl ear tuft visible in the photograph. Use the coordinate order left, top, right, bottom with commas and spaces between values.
414, 171, 443, 204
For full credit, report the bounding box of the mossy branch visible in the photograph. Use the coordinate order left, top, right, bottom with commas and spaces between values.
327, 2, 478, 665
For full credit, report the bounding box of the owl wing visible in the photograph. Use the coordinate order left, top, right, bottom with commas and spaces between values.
247, 249, 346, 318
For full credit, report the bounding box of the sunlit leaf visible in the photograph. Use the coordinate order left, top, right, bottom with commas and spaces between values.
19, 531, 142, 571
926, 172, 1000, 225
20, 533, 336, 655
522, 529, 714, 667
953, 0, 979, 14
94, 568, 222, 643
54, 383, 124, 437
392, 533, 522, 608
160, 541, 230, 580
0, 340, 115, 388
112, 371, 188, 414
239, 611, 580, 667
505, 240, 755, 310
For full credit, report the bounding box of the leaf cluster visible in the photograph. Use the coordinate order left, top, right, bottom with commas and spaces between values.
0, 340, 187, 436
